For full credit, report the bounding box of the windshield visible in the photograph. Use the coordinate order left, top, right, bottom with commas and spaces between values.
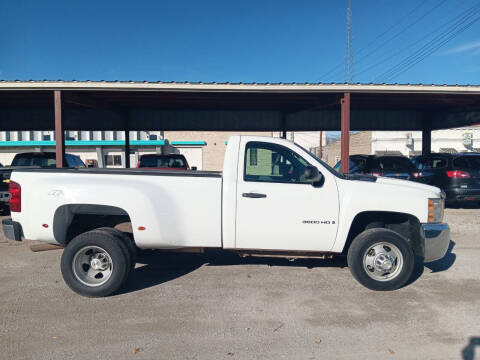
292, 143, 343, 177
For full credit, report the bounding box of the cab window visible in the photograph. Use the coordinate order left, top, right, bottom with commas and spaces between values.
244, 141, 311, 184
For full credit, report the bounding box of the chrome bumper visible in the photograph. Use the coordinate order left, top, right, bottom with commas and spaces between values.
421, 223, 450, 263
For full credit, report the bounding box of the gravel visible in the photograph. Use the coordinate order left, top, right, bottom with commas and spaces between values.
0, 207, 479, 360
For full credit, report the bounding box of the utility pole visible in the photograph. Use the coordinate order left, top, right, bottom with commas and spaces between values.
345, 0, 354, 83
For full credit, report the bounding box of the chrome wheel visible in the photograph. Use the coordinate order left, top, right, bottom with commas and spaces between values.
72, 246, 113, 287
362, 242, 403, 282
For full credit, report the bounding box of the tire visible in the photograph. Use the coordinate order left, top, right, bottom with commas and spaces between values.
347, 228, 414, 291
92, 227, 137, 270
61, 230, 130, 297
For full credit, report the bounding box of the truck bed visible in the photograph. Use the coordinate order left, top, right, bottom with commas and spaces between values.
10, 168, 223, 249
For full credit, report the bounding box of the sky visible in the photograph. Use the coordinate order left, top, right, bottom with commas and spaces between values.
0, 0, 479, 85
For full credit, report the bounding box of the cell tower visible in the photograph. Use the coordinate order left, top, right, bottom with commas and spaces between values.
345, 0, 354, 83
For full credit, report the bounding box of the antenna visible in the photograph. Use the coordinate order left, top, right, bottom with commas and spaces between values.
345, 0, 354, 83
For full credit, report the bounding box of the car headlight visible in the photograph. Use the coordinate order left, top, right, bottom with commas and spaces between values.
428, 198, 444, 223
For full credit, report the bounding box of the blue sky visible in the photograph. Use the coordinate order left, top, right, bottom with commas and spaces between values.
0, 0, 479, 84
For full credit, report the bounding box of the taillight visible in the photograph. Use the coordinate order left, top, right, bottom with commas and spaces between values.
136, 162, 140, 168
412, 172, 421, 178
9, 181, 21, 212
371, 172, 382, 177
446, 170, 470, 178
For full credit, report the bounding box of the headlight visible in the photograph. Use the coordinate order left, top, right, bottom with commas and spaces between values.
428, 198, 444, 223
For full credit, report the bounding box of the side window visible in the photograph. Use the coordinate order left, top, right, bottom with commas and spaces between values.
244, 142, 311, 184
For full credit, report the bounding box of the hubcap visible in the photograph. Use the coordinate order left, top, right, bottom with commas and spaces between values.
72, 246, 113, 287
362, 242, 403, 282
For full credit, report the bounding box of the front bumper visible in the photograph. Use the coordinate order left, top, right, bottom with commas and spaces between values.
2, 219, 22, 241
421, 223, 450, 263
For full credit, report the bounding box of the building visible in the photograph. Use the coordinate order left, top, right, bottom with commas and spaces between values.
372, 127, 480, 156
0, 130, 269, 170
322, 131, 372, 166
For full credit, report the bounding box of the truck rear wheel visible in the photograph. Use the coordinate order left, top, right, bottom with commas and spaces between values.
61, 230, 130, 297
91, 227, 137, 270
347, 228, 414, 291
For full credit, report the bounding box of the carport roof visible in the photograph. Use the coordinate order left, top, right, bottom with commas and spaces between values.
0, 80, 479, 131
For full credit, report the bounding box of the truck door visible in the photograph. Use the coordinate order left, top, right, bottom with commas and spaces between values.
235, 140, 339, 252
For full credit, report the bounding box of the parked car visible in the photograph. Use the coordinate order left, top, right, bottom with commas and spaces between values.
137, 154, 191, 170
412, 152, 480, 206
0, 152, 85, 210
3, 136, 450, 296
334, 155, 424, 181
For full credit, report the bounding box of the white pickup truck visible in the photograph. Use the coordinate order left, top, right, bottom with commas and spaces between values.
2, 136, 450, 297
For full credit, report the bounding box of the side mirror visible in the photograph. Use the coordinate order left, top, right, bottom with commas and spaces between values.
191, 166, 197, 171
304, 166, 322, 183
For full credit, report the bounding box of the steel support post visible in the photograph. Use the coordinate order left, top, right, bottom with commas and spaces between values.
54, 91, 65, 168
340, 93, 351, 173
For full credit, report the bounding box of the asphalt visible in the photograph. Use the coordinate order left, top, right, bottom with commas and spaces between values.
0, 206, 479, 360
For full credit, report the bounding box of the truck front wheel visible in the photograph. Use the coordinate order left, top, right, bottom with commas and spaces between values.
61, 230, 130, 297
347, 228, 414, 291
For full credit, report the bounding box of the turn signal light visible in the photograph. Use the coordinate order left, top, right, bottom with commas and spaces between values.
9, 181, 21, 212
446, 170, 470, 178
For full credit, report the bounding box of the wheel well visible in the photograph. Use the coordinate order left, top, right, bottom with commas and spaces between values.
343, 211, 423, 257
53, 204, 132, 245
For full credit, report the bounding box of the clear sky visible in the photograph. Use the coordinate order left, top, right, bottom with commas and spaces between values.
1, 0, 479, 85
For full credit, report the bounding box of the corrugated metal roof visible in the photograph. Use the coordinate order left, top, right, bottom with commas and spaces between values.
0, 80, 480, 94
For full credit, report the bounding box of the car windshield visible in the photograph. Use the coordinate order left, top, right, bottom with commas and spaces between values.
334, 157, 368, 173
370, 157, 416, 172
139, 155, 187, 168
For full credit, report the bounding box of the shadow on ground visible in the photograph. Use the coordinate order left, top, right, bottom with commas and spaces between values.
119, 250, 348, 295
120, 240, 457, 295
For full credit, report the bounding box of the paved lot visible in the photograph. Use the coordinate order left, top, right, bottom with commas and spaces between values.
1, 207, 479, 360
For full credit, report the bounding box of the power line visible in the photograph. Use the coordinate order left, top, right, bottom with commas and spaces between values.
354, 2, 480, 79
375, 3, 480, 82
382, 16, 480, 82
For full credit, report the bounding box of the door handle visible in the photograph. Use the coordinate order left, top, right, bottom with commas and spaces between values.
242, 192, 267, 198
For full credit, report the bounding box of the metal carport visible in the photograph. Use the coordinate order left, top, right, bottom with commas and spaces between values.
1, 81, 479, 172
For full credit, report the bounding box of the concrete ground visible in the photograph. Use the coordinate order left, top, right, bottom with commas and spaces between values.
1, 207, 479, 360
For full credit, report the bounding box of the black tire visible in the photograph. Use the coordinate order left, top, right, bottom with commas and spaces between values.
92, 227, 137, 270
347, 228, 414, 291
61, 230, 129, 297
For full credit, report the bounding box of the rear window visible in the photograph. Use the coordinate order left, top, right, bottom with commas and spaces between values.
371, 157, 416, 172
12, 153, 56, 167
453, 156, 480, 170
139, 155, 187, 168
412, 157, 447, 170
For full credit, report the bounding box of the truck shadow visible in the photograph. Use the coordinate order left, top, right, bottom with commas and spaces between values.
120, 242, 456, 294
119, 250, 347, 294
